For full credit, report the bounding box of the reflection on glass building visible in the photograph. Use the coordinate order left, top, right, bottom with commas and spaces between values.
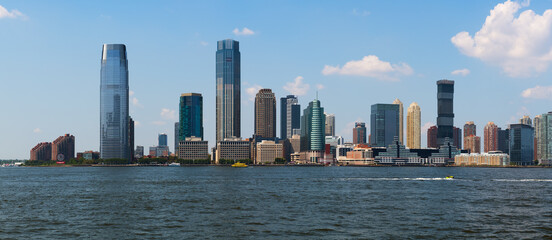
100, 44, 131, 160
280, 95, 301, 140
216, 39, 241, 142
370, 104, 400, 147
509, 123, 534, 165
179, 93, 203, 141
436, 80, 455, 146
301, 99, 325, 151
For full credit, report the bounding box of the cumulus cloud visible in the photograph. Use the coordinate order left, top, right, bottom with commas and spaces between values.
134, 121, 141, 127
0, 5, 25, 19
283, 76, 310, 96
421, 122, 434, 133
233, 27, 255, 36
521, 85, 552, 99
246, 84, 263, 101
451, 68, 470, 76
451, 0, 552, 77
33, 128, 41, 133
316, 84, 325, 90
322, 55, 414, 81
160, 108, 177, 120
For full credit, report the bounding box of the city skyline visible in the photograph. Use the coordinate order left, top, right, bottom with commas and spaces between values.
2, 1, 552, 159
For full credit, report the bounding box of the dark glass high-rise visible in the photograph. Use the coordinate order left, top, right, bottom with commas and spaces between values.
100, 44, 130, 160
216, 39, 240, 142
436, 80, 454, 146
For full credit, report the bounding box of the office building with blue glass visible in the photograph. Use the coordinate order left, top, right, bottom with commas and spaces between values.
280, 95, 301, 140
179, 93, 203, 141
100, 44, 131, 160
370, 104, 400, 147
436, 80, 455, 146
216, 39, 241, 142
301, 99, 325, 151
509, 123, 534, 165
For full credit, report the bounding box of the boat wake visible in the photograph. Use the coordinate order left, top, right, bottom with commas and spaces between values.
492, 179, 552, 182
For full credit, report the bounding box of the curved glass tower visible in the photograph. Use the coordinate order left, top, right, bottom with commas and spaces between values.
100, 44, 130, 160
216, 39, 241, 142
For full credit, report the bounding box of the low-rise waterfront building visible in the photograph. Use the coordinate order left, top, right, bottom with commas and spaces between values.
30, 142, 52, 161
256, 140, 283, 164
215, 138, 251, 164
178, 137, 208, 160
454, 152, 510, 166
51, 134, 75, 161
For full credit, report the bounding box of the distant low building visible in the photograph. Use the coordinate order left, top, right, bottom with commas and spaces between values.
51, 134, 75, 161
256, 140, 283, 164
135, 146, 144, 158
215, 138, 251, 164
454, 152, 510, 166
178, 138, 208, 160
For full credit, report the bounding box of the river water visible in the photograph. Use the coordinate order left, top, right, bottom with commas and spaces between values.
0, 166, 550, 239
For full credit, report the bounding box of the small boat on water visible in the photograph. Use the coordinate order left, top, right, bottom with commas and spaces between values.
168, 162, 181, 167
446, 175, 454, 179
231, 162, 248, 168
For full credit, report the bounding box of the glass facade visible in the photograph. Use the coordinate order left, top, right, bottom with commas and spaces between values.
280, 95, 301, 139
301, 99, 325, 151
509, 124, 534, 165
100, 44, 130, 160
158, 133, 168, 146
179, 93, 203, 141
216, 39, 241, 142
436, 80, 454, 146
370, 104, 400, 147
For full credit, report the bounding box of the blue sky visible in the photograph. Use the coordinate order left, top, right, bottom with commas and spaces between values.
1, 0, 551, 159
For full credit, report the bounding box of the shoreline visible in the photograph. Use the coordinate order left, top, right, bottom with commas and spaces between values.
19, 164, 552, 168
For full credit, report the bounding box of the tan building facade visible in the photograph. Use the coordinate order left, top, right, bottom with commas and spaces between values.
464, 135, 481, 154
215, 139, 251, 164
393, 99, 404, 144
254, 89, 276, 138
454, 152, 510, 166
256, 140, 283, 164
406, 102, 421, 149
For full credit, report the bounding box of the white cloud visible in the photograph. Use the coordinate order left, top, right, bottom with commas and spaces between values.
152, 121, 166, 126
200, 41, 208, 46
134, 121, 141, 127
451, 68, 470, 76
0, 5, 25, 19
129, 90, 134, 96
451, 1, 552, 77
352, 9, 370, 16
246, 84, 263, 101
521, 85, 552, 99
160, 108, 177, 120
283, 76, 310, 96
33, 128, 41, 133
322, 55, 414, 81
132, 97, 142, 107
233, 27, 255, 36
316, 84, 325, 90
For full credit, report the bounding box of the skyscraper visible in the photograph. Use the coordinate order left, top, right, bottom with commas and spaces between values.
280, 95, 301, 140
427, 126, 438, 148
464, 135, 481, 154
254, 89, 276, 138
100, 44, 131, 160
353, 122, 367, 144
392, 99, 404, 144
463, 121, 476, 149
497, 127, 510, 154
370, 104, 400, 147
216, 39, 241, 142
536, 112, 552, 162
509, 123, 534, 165
453, 126, 462, 149
158, 133, 168, 146
484, 122, 498, 153
179, 93, 204, 141
534, 115, 542, 160
406, 102, 421, 149
174, 122, 179, 154
325, 113, 335, 137
520, 115, 532, 126
301, 99, 325, 151
436, 80, 454, 146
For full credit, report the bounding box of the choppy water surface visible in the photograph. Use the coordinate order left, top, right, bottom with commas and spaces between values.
0, 167, 550, 239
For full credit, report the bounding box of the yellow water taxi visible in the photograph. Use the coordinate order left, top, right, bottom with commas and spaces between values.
446, 175, 454, 179
231, 162, 248, 168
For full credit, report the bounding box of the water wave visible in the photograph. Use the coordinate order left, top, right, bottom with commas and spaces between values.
492, 179, 552, 182
337, 177, 455, 181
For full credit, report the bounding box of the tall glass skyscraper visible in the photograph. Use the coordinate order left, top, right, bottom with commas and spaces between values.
509, 123, 534, 165
370, 104, 400, 147
436, 80, 454, 146
280, 95, 300, 140
216, 39, 241, 142
179, 93, 203, 141
100, 44, 130, 160
301, 99, 325, 151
